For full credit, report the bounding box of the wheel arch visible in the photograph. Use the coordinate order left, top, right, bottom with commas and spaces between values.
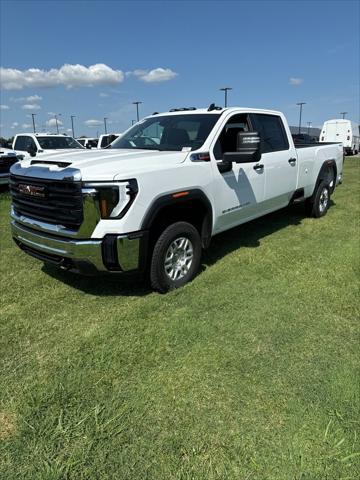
312, 159, 337, 197
141, 189, 213, 249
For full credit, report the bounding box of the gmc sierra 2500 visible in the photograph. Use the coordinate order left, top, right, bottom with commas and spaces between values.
10, 106, 343, 292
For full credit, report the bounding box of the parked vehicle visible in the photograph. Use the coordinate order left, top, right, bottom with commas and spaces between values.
292, 133, 317, 144
97, 133, 122, 148
77, 137, 98, 149
0, 148, 24, 186
12, 133, 84, 158
10, 106, 343, 292
320, 119, 359, 155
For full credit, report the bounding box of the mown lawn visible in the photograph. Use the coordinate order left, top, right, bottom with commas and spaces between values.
0, 158, 359, 480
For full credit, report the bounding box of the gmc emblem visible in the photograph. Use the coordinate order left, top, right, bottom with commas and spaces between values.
18, 184, 46, 198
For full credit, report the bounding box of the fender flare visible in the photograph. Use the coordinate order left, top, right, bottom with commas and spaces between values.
311, 159, 337, 196
141, 188, 213, 244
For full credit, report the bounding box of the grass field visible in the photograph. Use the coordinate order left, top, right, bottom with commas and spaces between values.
0, 158, 359, 479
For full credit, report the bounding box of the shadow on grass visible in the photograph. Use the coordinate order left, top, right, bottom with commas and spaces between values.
42, 201, 335, 296
42, 265, 151, 297
202, 200, 335, 268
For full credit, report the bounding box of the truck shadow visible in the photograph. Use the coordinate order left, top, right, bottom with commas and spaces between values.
202, 200, 335, 269
42, 201, 335, 296
42, 265, 151, 297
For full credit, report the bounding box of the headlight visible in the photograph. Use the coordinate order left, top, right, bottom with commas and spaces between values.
82, 180, 138, 219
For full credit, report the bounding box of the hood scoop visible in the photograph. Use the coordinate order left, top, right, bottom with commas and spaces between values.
30, 160, 72, 168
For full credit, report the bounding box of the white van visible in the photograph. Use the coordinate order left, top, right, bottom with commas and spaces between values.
320, 119, 359, 155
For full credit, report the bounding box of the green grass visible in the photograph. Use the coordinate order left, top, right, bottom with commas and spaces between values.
0, 158, 359, 480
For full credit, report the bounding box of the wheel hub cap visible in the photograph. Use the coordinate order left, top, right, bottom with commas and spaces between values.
319, 188, 329, 213
164, 237, 194, 281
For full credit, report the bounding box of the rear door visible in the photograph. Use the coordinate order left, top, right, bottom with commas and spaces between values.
250, 113, 298, 209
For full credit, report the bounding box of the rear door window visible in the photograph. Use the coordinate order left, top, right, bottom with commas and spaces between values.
251, 114, 289, 153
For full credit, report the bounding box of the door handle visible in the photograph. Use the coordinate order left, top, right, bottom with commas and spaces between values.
253, 164, 264, 171
288, 157, 297, 165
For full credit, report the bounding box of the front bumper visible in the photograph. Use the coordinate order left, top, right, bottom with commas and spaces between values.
11, 219, 147, 275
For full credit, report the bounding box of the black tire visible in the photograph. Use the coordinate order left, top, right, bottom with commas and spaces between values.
306, 180, 330, 218
150, 221, 202, 293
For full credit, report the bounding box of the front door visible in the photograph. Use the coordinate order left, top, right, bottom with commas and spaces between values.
209, 113, 265, 233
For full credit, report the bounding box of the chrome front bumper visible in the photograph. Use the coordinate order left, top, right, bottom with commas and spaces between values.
11, 219, 145, 274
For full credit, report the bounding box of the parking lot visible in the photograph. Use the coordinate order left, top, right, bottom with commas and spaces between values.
1, 157, 359, 479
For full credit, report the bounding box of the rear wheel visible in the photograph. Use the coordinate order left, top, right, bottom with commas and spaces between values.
150, 222, 202, 293
306, 180, 330, 218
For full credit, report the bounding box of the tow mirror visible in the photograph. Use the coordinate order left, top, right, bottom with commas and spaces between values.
27, 146, 37, 157
223, 131, 261, 163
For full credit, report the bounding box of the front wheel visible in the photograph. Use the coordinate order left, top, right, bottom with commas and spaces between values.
150, 222, 202, 293
306, 180, 330, 218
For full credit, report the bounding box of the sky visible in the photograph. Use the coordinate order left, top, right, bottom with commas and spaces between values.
0, 0, 359, 138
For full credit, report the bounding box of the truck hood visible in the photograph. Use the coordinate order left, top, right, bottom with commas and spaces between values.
17, 149, 190, 181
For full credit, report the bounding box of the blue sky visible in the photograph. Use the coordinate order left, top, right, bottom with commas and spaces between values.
0, 0, 359, 138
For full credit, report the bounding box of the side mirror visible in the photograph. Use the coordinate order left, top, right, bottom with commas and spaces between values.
223, 131, 261, 163
27, 146, 37, 157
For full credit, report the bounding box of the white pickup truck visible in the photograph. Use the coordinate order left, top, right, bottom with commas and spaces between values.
10, 106, 343, 292
12, 133, 85, 158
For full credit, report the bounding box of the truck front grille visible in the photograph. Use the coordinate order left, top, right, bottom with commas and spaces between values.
10, 174, 83, 229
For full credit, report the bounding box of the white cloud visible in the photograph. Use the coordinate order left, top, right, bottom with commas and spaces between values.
128, 67, 178, 83
66, 128, 73, 133
0, 104, 10, 110
99, 92, 109, 97
22, 123, 32, 129
0, 64, 124, 90
11, 94, 42, 103
46, 118, 63, 127
11, 122, 19, 129
84, 119, 103, 127
289, 77, 303, 86
22, 104, 41, 110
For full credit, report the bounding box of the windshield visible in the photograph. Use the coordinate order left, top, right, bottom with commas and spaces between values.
111, 114, 221, 151
36, 136, 84, 149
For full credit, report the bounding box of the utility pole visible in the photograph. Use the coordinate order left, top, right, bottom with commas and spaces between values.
71, 115, 76, 138
296, 102, 306, 134
131, 120, 136, 125
31, 113, 36, 133
132, 101, 142, 122
307, 121, 312, 135
340, 112, 348, 119
104, 117, 108, 134
54, 113, 61, 134
219, 87, 232, 107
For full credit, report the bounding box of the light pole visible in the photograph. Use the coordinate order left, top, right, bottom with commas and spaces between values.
296, 102, 306, 134
340, 112, 347, 119
307, 121, 312, 135
133, 101, 142, 122
31, 113, 36, 133
103, 117, 108, 134
219, 87, 232, 107
54, 113, 61, 134
71, 115, 76, 138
